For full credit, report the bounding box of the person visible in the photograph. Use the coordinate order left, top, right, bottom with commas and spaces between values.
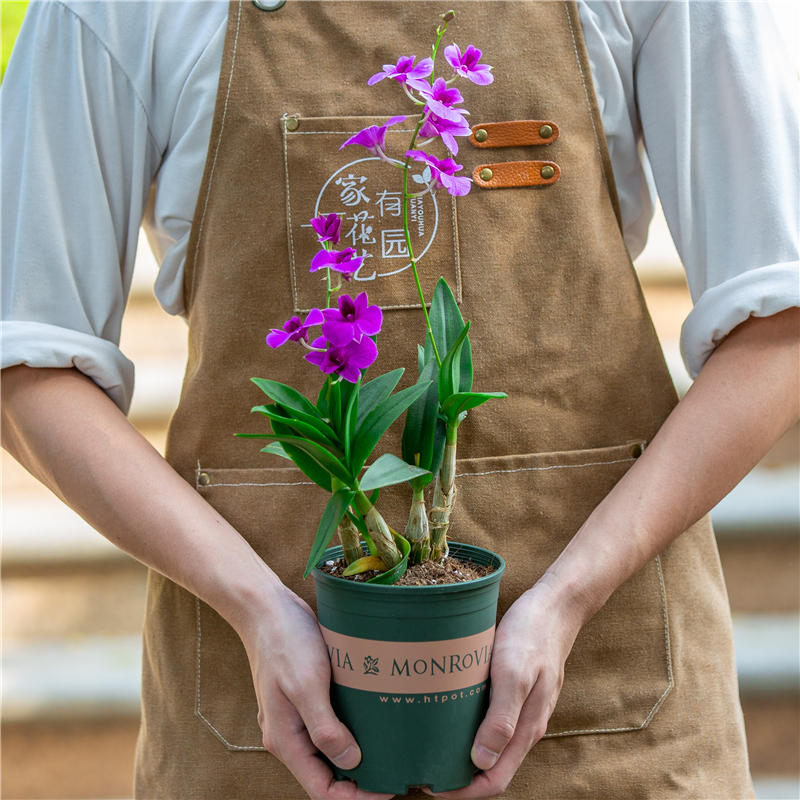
2, 1, 798, 798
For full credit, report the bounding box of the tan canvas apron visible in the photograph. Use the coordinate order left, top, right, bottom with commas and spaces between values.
134, 2, 754, 797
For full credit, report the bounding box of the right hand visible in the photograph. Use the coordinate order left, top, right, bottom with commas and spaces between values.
0, 366, 390, 798
240, 582, 395, 800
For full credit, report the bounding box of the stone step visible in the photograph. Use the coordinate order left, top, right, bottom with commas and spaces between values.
712, 464, 800, 538
753, 778, 800, 800
2, 635, 143, 722
734, 614, 800, 695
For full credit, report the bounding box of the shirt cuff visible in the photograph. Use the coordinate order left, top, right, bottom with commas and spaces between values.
680, 262, 800, 379
0, 321, 135, 413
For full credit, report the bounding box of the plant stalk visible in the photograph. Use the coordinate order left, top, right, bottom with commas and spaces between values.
429, 430, 458, 560
337, 515, 363, 565
355, 492, 402, 567
405, 487, 431, 564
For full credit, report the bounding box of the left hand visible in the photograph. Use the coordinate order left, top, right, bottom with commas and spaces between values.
424, 579, 583, 798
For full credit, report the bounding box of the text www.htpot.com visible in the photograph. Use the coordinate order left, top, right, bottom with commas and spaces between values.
378, 682, 487, 705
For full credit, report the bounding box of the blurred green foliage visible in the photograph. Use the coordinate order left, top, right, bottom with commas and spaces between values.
1, 1, 28, 81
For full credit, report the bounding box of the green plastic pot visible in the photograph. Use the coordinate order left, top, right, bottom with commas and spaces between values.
313, 542, 506, 795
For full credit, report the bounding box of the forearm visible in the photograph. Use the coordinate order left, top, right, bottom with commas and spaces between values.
541, 307, 800, 625
1, 365, 282, 635
2, 364, 381, 789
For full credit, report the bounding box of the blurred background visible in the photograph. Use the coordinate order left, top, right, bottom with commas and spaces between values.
2, 2, 799, 799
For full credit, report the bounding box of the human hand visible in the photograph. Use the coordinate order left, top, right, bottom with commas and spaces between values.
423, 581, 583, 798
239, 583, 395, 800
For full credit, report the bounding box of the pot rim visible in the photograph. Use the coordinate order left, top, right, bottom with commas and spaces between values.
312, 541, 506, 595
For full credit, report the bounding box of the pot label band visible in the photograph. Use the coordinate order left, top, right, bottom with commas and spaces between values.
319, 625, 496, 694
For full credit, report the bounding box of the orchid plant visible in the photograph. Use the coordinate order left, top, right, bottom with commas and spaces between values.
243, 11, 505, 583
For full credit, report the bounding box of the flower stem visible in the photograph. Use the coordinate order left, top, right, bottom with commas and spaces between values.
402, 117, 442, 367
431, 12, 453, 66
323, 241, 333, 308
396, 14, 455, 367
402, 82, 426, 106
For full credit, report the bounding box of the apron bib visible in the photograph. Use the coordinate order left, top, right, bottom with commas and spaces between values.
134, 3, 753, 797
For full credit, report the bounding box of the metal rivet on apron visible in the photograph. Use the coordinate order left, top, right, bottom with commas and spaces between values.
540, 164, 555, 180
252, 0, 287, 11
475, 128, 488, 142
198, 472, 211, 487
539, 124, 554, 139
479, 167, 493, 181
285, 116, 300, 132
630, 443, 644, 459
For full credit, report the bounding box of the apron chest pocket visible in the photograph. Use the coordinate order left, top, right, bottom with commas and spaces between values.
282, 114, 463, 313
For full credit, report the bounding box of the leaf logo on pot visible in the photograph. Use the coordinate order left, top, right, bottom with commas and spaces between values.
363, 656, 381, 675
321, 626, 496, 694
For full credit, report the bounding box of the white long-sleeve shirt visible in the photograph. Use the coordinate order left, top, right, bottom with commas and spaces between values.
2, 0, 798, 412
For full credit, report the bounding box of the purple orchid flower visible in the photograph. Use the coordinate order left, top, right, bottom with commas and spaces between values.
405, 150, 472, 197
322, 292, 383, 347
310, 247, 364, 279
266, 308, 324, 349
304, 335, 378, 384
310, 213, 341, 245
367, 56, 434, 93
418, 78, 466, 122
444, 44, 494, 86
418, 112, 472, 155
339, 115, 407, 162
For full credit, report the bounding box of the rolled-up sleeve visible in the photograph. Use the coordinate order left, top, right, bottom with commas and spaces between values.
635, 1, 799, 377
1, 1, 160, 412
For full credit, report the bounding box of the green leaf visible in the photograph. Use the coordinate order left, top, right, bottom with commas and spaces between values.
356, 369, 404, 427
263, 433, 352, 485
417, 344, 426, 373
366, 533, 410, 584
260, 441, 292, 460
339, 378, 357, 418
350, 380, 432, 473
316, 379, 330, 419
328, 379, 342, 433
441, 391, 508, 422
401, 359, 442, 476
253, 403, 339, 444
342, 376, 360, 464
304, 488, 356, 577
427, 278, 473, 392
251, 378, 321, 419
251, 405, 340, 449
438, 321, 471, 403
342, 554, 387, 576
266, 420, 334, 491
239, 418, 331, 490
359, 454, 430, 492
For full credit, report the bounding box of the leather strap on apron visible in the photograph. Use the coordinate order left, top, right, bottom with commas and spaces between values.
135, 3, 753, 797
